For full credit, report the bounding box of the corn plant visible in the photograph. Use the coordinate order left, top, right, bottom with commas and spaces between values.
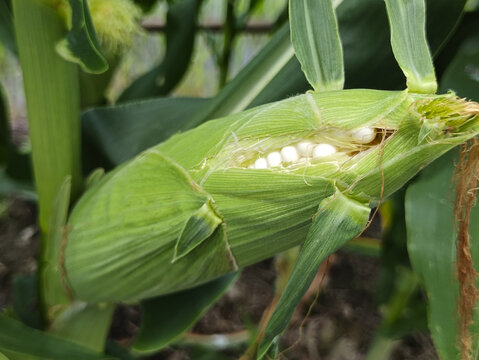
1, 0, 479, 359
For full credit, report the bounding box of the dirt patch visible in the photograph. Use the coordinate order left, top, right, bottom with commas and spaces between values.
0, 196, 38, 308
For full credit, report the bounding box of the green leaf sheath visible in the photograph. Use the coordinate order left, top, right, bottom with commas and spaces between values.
56, 0, 108, 74
65, 149, 237, 302
257, 191, 371, 359
41, 177, 71, 313
290, 0, 344, 91
384, 0, 437, 93
65, 90, 479, 303
13, 0, 82, 231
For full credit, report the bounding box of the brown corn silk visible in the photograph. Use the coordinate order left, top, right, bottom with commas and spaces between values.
454, 135, 479, 360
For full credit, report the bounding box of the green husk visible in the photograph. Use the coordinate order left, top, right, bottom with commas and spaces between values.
64, 89, 479, 303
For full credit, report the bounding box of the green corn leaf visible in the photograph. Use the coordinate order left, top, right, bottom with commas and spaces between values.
247, 56, 310, 108
186, 23, 294, 128
290, 0, 344, 91
49, 302, 115, 352
440, 35, 479, 99
0, 315, 114, 360
12, 274, 43, 330
119, 0, 202, 102
258, 190, 370, 359
384, 0, 437, 94
174, 201, 223, 261
0, 352, 8, 360
405, 150, 479, 360
133, 273, 238, 354
425, 0, 467, 54
0, 0, 16, 54
56, 0, 108, 74
82, 97, 208, 168
13, 0, 82, 231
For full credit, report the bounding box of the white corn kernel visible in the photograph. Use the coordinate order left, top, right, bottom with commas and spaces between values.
313, 144, 337, 158
280, 146, 299, 163
296, 141, 314, 157
350, 127, 376, 144
254, 158, 268, 169
266, 152, 282, 167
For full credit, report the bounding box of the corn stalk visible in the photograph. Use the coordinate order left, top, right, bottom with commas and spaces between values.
12, 0, 82, 312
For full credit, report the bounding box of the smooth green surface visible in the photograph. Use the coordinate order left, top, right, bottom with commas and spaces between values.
384, 0, 437, 93
365, 335, 399, 360
49, 302, 115, 352
0, 315, 113, 360
133, 273, 238, 354
119, 0, 202, 101
258, 191, 371, 358
82, 97, 207, 167
440, 35, 479, 99
56, 0, 108, 73
406, 150, 479, 360
12, 274, 43, 330
290, 0, 344, 91
13, 0, 82, 231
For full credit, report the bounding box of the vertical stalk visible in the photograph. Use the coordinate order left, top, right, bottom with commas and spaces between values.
13, 0, 82, 312
219, 0, 235, 88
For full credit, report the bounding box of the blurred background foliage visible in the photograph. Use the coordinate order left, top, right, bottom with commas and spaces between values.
0, 0, 479, 359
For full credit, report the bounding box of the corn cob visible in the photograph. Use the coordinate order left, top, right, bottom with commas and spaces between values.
64, 89, 479, 303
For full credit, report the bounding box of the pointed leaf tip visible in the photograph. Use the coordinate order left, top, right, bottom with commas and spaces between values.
173, 201, 223, 262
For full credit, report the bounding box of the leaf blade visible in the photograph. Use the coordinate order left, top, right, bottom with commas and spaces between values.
133, 273, 238, 354
290, 0, 344, 91
384, 0, 437, 93
257, 190, 370, 358
56, 0, 108, 74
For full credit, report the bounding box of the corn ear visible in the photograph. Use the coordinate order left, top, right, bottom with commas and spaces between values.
64, 89, 479, 303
